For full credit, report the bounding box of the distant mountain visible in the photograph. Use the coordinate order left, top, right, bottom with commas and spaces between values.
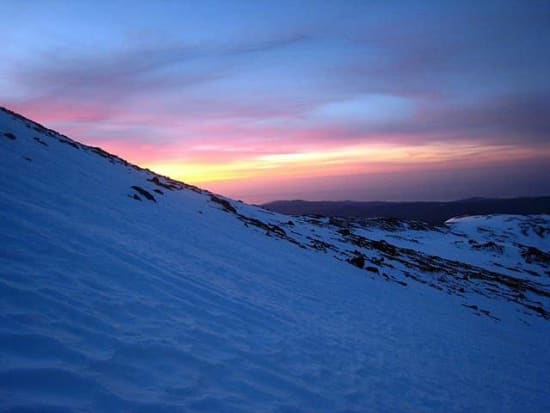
263, 197, 550, 224
1, 106, 550, 412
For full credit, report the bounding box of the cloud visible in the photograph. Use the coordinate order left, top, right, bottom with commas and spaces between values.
7, 30, 312, 123
13, 47, 221, 109
273, 92, 550, 148
412, 93, 550, 144
223, 32, 310, 55
331, 1, 550, 100
15, 31, 311, 95
4, 2, 549, 181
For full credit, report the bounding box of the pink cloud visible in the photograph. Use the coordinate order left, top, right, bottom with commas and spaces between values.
10, 98, 115, 124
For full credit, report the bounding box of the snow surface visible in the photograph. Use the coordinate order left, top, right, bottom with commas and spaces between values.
1, 107, 550, 412
351, 214, 549, 283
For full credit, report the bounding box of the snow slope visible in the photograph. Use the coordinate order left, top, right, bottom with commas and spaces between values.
1, 107, 549, 412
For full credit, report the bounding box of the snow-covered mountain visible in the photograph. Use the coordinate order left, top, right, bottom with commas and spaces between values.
1, 106, 549, 412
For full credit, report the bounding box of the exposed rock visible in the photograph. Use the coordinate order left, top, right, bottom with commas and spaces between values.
33, 136, 48, 146
131, 186, 156, 202
348, 254, 365, 269
522, 246, 550, 265
210, 195, 237, 213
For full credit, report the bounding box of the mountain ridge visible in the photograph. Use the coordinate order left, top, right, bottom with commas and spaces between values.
263, 197, 550, 224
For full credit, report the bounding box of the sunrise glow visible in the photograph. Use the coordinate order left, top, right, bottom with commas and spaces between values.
2, 1, 549, 202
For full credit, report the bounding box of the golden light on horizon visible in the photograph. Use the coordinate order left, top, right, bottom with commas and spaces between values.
143, 141, 549, 187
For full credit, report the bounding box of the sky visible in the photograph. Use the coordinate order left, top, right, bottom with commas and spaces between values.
1, 0, 549, 203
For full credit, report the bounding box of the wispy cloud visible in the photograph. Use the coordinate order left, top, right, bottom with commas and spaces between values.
9, 31, 312, 122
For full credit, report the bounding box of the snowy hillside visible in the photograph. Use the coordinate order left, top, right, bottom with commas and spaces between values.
1, 106, 549, 412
